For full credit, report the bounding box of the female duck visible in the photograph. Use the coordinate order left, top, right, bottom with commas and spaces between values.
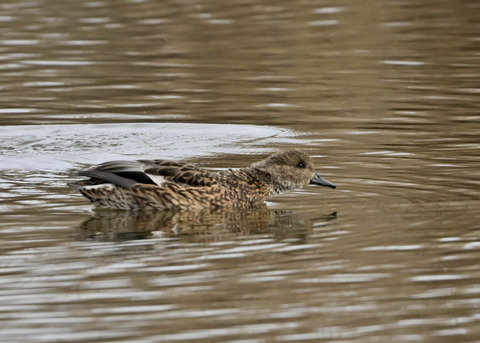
69, 150, 336, 210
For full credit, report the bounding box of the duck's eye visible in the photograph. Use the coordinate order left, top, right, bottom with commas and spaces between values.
296, 161, 306, 168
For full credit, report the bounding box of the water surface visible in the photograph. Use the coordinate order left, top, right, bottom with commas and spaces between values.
1, 0, 479, 342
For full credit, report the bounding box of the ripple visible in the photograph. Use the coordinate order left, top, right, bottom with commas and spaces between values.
297, 273, 388, 283
412, 275, 470, 282
382, 60, 425, 66
0, 123, 299, 170
314, 7, 345, 14
362, 245, 422, 251
21, 60, 96, 66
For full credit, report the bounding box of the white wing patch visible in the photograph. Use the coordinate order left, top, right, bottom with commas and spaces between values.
146, 174, 167, 186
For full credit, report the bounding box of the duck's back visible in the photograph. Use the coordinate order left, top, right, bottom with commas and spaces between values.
69, 160, 269, 210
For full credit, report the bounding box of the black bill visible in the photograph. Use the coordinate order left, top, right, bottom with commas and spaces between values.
309, 173, 336, 189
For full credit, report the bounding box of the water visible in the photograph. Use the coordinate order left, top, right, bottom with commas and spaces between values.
1, 0, 479, 342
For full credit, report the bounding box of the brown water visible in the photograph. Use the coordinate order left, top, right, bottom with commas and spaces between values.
1, 0, 480, 342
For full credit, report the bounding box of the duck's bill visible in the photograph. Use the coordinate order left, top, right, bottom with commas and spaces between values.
310, 173, 336, 189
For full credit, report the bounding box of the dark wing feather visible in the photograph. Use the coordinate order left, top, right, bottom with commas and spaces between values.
78, 170, 138, 189
76, 159, 219, 189
85, 160, 158, 186
92, 160, 147, 173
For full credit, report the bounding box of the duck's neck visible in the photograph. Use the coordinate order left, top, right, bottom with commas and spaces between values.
248, 164, 292, 197
215, 167, 273, 204
243, 166, 287, 196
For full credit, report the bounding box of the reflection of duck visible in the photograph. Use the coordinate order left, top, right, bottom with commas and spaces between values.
69, 150, 336, 210
76, 207, 338, 241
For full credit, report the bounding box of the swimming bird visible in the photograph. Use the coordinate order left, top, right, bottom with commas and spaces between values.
69, 150, 336, 210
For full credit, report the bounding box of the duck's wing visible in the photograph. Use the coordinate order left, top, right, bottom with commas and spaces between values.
143, 159, 218, 188
75, 160, 218, 190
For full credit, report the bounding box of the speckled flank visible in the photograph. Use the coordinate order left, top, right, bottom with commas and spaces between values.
69, 150, 335, 210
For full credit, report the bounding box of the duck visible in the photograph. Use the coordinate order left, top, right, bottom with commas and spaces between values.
69, 149, 336, 210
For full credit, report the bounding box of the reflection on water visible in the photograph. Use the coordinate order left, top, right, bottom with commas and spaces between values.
1, 0, 480, 342
76, 207, 338, 242
78, 207, 271, 240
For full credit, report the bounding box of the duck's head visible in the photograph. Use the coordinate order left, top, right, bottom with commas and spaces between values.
251, 150, 336, 194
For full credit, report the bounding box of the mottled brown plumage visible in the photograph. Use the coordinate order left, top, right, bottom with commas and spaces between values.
69, 150, 336, 210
